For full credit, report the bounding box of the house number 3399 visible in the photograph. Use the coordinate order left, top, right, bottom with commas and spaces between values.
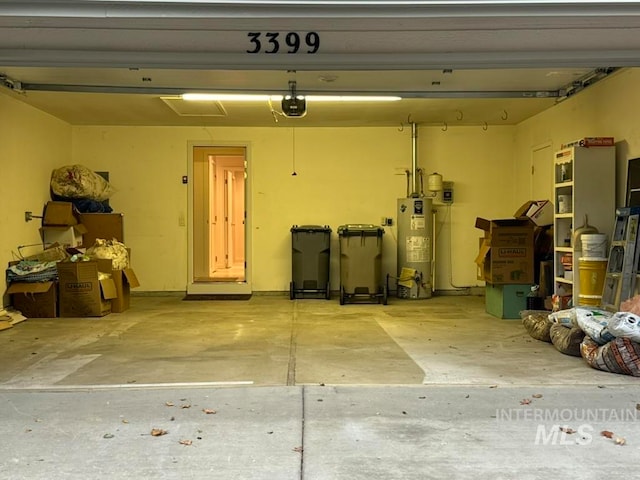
246, 32, 320, 54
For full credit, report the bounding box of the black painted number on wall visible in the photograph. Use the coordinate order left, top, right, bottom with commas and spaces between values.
246, 32, 320, 54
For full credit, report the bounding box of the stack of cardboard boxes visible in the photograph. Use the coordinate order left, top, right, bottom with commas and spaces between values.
6, 201, 139, 319
476, 200, 553, 319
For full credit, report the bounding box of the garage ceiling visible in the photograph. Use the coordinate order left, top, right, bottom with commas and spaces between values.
0, 1, 636, 127
0, 65, 605, 127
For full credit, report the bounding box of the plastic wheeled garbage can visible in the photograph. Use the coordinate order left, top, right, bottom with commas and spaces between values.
290, 225, 332, 300
337, 224, 388, 305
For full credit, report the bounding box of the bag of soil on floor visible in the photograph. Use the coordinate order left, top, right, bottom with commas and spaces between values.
607, 312, 640, 343
580, 337, 640, 376
550, 323, 584, 357
521, 310, 552, 343
575, 307, 615, 345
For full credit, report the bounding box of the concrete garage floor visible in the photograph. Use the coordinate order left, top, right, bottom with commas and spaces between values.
1, 295, 639, 479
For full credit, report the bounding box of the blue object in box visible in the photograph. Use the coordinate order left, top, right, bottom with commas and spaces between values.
485, 283, 533, 319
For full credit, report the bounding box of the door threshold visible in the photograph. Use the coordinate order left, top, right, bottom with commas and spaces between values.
183, 293, 252, 301
187, 281, 252, 296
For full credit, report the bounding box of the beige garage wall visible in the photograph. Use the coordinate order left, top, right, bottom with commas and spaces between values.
514, 68, 640, 208
0, 92, 71, 297
71, 125, 515, 292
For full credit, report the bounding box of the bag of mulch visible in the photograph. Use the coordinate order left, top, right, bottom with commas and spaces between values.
580, 337, 640, 376
548, 308, 580, 327
50, 164, 116, 201
521, 310, 552, 342
550, 324, 585, 357
574, 307, 615, 345
607, 312, 640, 343
85, 238, 129, 270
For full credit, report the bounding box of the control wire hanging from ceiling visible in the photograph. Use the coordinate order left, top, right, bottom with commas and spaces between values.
291, 127, 297, 176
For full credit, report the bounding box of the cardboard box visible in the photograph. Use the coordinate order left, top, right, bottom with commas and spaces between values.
475, 217, 535, 284
40, 225, 88, 248
514, 200, 553, 226
111, 267, 140, 313
561, 137, 615, 149
79, 213, 124, 247
7, 282, 58, 318
57, 260, 117, 317
485, 283, 533, 319
43, 201, 80, 226
23, 245, 70, 263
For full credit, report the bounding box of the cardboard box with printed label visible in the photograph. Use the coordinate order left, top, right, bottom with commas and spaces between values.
57, 259, 117, 317
514, 200, 554, 227
475, 217, 535, 285
7, 281, 58, 318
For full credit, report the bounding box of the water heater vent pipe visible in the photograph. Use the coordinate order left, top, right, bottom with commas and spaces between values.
411, 122, 418, 197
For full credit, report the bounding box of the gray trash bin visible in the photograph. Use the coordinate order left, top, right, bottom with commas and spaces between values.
337, 224, 388, 305
290, 225, 332, 300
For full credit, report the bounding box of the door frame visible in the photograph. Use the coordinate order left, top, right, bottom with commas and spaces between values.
187, 141, 252, 295
531, 141, 553, 200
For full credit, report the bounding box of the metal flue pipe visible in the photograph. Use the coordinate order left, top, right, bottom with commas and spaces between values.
411, 122, 419, 196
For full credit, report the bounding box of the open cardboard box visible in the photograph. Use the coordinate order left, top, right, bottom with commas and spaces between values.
56, 259, 117, 317
475, 217, 535, 284
111, 267, 140, 313
40, 224, 88, 248
514, 200, 553, 227
43, 201, 81, 226
6, 281, 58, 318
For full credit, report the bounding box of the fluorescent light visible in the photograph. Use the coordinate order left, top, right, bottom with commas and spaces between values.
306, 96, 401, 102
182, 93, 401, 102
182, 93, 283, 102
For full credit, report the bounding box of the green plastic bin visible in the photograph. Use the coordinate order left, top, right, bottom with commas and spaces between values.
290, 225, 332, 300
337, 224, 387, 305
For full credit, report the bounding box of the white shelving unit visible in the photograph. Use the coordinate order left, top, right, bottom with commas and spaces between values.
553, 145, 616, 306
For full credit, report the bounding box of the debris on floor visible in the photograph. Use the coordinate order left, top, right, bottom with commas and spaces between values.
0, 308, 27, 331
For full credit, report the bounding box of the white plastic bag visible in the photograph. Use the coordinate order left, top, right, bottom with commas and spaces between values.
607, 312, 640, 343
50, 164, 115, 201
85, 239, 129, 270
548, 309, 577, 327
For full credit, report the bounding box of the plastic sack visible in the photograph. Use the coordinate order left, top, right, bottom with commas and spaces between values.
620, 295, 640, 316
547, 309, 577, 327
580, 337, 640, 376
550, 324, 584, 357
50, 164, 115, 201
521, 310, 552, 343
575, 307, 615, 345
85, 239, 129, 270
607, 312, 640, 343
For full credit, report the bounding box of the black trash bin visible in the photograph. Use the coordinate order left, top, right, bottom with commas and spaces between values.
337, 224, 388, 305
290, 225, 332, 300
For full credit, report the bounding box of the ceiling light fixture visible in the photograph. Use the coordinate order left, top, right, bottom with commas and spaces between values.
182, 93, 281, 102
181, 93, 401, 102
306, 96, 401, 102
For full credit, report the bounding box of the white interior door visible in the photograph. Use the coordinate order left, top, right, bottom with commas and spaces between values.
532, 142, 553, 201
225, 170, 234, 268
209, 156, 217, 275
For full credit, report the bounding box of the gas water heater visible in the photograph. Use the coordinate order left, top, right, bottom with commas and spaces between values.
397, 196, 433, 299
